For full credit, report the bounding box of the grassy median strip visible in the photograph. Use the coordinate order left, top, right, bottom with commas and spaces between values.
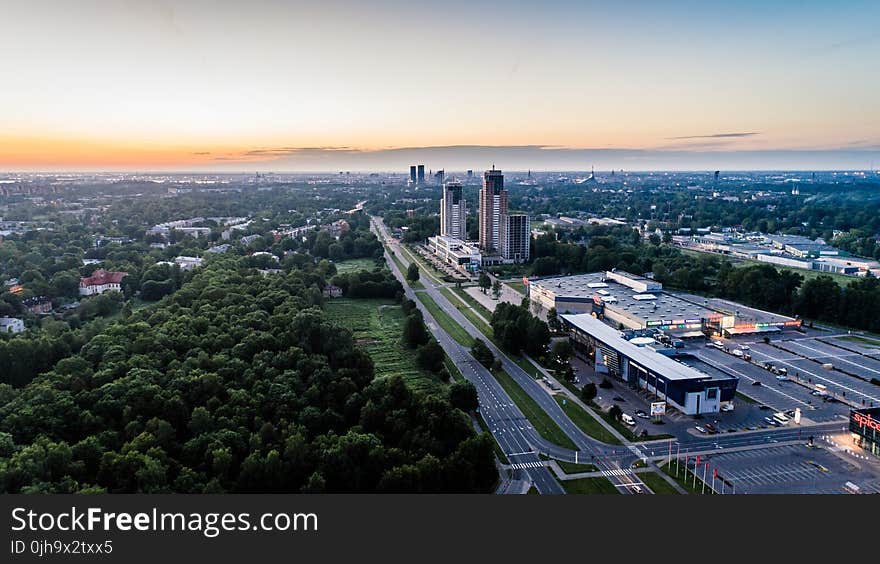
452, 286, 494, 319
440, 287, 493, 336
491, 368, 577, 450
562, 477, 620, 494
554, 396, 623, 445
639, 471, 681, 494
555, 460, 599, 474
415, 292, 474, 347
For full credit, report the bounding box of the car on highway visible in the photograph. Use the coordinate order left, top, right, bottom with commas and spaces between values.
630, 484, 643, 494
695, 426, 708, 433
776, 374, 789, 382
751, 380, 762, 386
764, 417, 780, 426
732, 349, 744, 357
739, 345, 750, 351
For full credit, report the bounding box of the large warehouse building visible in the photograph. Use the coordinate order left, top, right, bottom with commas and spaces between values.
562, 313, 738, 415
529, 270, 801, 337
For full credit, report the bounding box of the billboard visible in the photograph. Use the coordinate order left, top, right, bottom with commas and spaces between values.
650, 402, 666, 416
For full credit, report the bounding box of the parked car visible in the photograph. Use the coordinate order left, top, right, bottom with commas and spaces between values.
721, 404, 734, 412
704, 423, 718, 434
695, 426, 708, 434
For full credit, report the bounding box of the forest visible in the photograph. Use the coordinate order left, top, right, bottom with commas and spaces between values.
0, 254, 497, 493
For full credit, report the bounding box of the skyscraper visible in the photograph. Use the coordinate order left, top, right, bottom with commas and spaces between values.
434, 169, 445, 186
440, 179, 466, 239
417, 164, 425, 185
500, 213, 530, 263
409, 165, 417, 184
479, 166, 507, 253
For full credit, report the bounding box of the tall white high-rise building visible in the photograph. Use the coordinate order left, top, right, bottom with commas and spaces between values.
440, 180, 467, 239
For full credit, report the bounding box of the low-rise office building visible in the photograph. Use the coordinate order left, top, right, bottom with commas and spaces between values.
562, 312, 738, 415
427, 235, 482, 273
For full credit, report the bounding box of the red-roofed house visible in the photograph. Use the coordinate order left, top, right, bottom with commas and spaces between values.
79, 269, 127, 296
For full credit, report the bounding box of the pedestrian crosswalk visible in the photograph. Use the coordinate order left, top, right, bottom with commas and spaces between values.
510, 461, 545, 470
601, 468, 634, 478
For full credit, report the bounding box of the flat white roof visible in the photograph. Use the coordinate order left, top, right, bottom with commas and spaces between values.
562, 313, 720, 382
632, 294, 657, 301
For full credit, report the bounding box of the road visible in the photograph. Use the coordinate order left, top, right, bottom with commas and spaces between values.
371, 217, 566, 493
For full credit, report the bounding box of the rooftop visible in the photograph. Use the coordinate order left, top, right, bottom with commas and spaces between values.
562, 313, 731, 382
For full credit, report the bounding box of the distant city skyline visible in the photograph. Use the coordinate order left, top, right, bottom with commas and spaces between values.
2, 0, 879, 171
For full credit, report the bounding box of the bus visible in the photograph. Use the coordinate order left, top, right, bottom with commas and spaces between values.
772, 412, 790, 425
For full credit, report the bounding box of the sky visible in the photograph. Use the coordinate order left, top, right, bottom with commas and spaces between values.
1, 0, 879, 171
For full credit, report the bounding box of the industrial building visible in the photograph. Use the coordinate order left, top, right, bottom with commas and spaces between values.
529, 270, 801, 337
562, 313, 738, 415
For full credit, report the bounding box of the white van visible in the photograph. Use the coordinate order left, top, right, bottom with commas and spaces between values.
621, 413, 636, 426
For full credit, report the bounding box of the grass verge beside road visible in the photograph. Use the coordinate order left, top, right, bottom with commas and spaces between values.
491, 369, 578, 450
838, 335, 880, 348
554, 396, 623, 445
639, 472, 681, 494
452, 286, 494, 319
659, 461, 712, 494
562, 477, 620, 494
589, 401, 673, 442
440, 287, 493, 336
415, 292, 474, 347
555, 460, 599, 474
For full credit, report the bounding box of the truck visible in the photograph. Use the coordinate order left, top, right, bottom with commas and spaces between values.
621, 413, 636, 426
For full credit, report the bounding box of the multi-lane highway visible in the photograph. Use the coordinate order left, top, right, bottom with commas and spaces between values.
370, 215, 860, 494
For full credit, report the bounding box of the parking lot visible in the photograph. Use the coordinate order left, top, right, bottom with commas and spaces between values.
706, 442, 880, 494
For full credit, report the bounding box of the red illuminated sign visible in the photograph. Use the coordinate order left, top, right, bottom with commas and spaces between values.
853, 412, 880, 432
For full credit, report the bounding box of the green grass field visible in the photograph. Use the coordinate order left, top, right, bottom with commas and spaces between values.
324, 298, 444, 395
505, 281, 527, 295
334, 257, 382, 274
554, 396, 623, 445
639, 472, 681, 494
415, 292, 474, 347
491, 369, 577, 450
561, 477, 620, 494
555, 460, 599, 474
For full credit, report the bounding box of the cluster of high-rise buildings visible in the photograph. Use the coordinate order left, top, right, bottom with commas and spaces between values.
428, 167, 530, 273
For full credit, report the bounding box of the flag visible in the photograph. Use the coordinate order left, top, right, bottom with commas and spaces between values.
696, 455, 700, 465
713, 468, 718, 478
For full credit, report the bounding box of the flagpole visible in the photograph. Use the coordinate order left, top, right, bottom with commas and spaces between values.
712, 469, 717, 494
702, 463, 708, 494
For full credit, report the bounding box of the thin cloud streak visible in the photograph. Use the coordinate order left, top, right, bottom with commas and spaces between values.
666, 132, 761, 140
